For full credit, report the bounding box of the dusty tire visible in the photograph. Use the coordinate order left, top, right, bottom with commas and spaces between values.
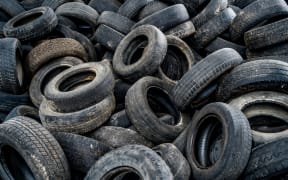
0, 117, 70, 179
186, 102, 252, 180
85, 145, 173, 180
88, 0, 121, 13
0, 92, 31, 113
0, 0, 25, 17
39, 94, 115, 134
165, 20, 196, 39
52, 132, 112, 173
3, 7, 58, 41
106, 110, 132, 128
5, 105, 40, 122
126, 76, 189, 143
113, 25, 167, 82
26, 38, 88, 75
118, 0, 152, 18
172, 48, 243, 110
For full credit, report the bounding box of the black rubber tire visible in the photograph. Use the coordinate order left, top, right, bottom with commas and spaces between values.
172, 120, 193, 154
29, 56, 83, 108
0, 91, 31, 113
56, 2, 99, 37
97, 11, 135, 34
52, 132, 112, 173
158, 35, 195, 85
246, 42, 288, 58
229, 91, 288, 146
0, 112, 7, 123
113, 79, 132, 111
132, 4, 190, 32
244, 17, 288, 50
39, 94, 115, 134
26, 38, 88, 75
0, 38, 25, 94
57, 16, 78, 31
88, 126, 154, 148
186, 102, 252, 180
192, 0, 228, 29
92, 24, 125, 51
137, 0, 169, 20
172, 48, 243, 110
44, 62, 114, 112
106, 110, 132, 128
243, 137, 288, 179
0, 0, 25, 17
88, 0, 121, 13
5, 105, 40, 122
126, 76, 189, 143
191, 7, 236, 49
217, 59, 288, 102
113, 25, 167, 82
0, 12, 10, 22
118, 0, 152, 19
0, 117, 70, 179
233, 0, 257, 8
205, 37, 246, 57
41, 0, 70, 10
153, 143, 191, 180
3, 7, 58, 42
20, 0, 43, 10
165, 20, 196, 39
247, 55, 288, 62
230, 0, 288, 42
85, 145, 173, 180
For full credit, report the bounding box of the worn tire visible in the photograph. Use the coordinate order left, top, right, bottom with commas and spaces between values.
0, 0, 25, 17
165, 20, 196, 39
106, 110, 132, 128
118, 0, 152, 18
5, 105, 39, 122
0, 91, 31, 113
0, 117, 70, 179
172, 48, 243, 110
41, 0, 70, 10
113, 25, 167, 82
138, 0, 169, 20
88, 0, 121, 13
186, 102, 252, 180
85, 145, 173, 180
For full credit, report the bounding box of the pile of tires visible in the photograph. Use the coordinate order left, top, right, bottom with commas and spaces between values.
0, 0, 288, 179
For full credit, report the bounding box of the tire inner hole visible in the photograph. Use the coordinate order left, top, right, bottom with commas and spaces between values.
0, 145, 35, 180
65, 17, 94, 38
161, 45, 189, 81
59, 71, 96, 92
16, 49, 24, 87
103, 167, 142, 180
194, 116, 223, 167
147, 86, 180, 125
124, 35, 148, 65
13, 12, 43, 27
243, 103, 288, 133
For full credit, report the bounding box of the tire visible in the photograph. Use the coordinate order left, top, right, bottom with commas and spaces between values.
165, 20, 196, 39
42, 0, 70, 10
0, 91, 31, 113
172, 48, 243, 110
132, 4, 190, 32
91, 24, 125, 51
56, 2, 99, 37
55, 25, 98, 62
118, 0, 152, 18
113, 25, 167, 82
57, 16, 78, 31
233, 0, 257, 8
230, 0, 288, 42
85, 145, 173, 180
113, 79, 132, 111
205, 37, 246, 57
3, 7, 58, 42
39, 94, 115, 134
106, 110, 132, 128
192, 0, 228, 29
0, 12, 10, 22
29, 56, 83, 108
88, 126, 154, 148
245, 17, 288, 50
217, 59, 288, 101
0, 117, 70, 179
21, 0, 43, 10
191, 7, 236, 49
52, 132, 112, 173
246, 42, 288, 58
243, 137, 288, 179
137, 0, 169, 20
26, 38, 88, 75
88, 0, 120, 13
126, 76, 189, 143
44, 62, 114, 112
5, 105, 40, 122
97, 11, 135, 34
0, 0, 25, 17
158, 35, 195, 85
172, 120, 193, 154
186, 102, 252, 180
229, 91, 288, 146
153, 143, 191, 180
0, 112, 7, 123
0, 38, 25, 94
